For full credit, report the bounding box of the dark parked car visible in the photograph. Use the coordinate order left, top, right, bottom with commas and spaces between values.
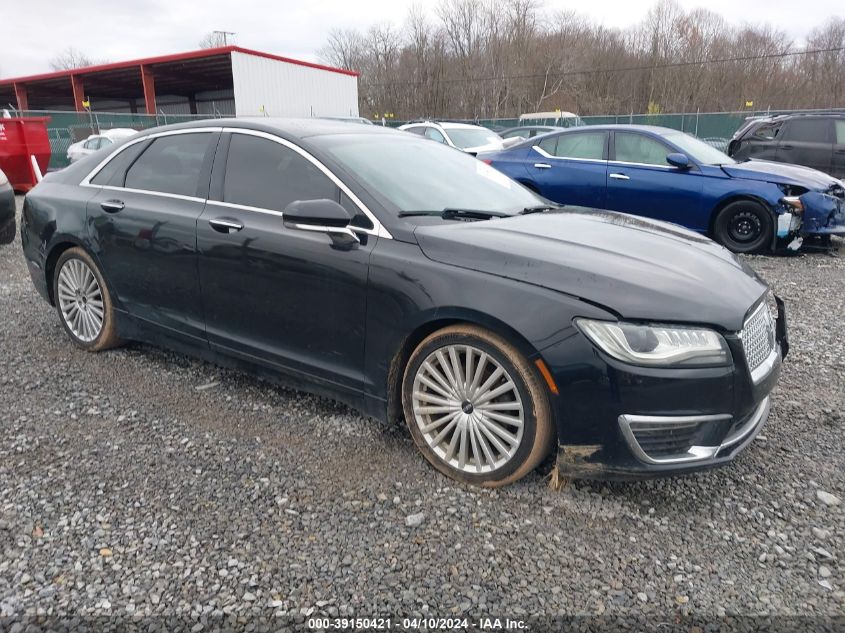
0, 167, 15, 244
728, 113, 845, 179
21, 119, 786, 486
482, 125, 845, 253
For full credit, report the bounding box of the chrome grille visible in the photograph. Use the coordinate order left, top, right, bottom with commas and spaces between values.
741, 302, 776, 373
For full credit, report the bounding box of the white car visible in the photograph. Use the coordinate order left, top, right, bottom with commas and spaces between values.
66, 128, 138, 163
398, 121, 505, 154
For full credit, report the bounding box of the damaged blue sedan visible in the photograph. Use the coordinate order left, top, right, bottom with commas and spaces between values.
481, 125, 845, 253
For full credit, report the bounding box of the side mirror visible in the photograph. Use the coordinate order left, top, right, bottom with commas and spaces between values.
283, 199, 360, 245
666, 152, 691, 169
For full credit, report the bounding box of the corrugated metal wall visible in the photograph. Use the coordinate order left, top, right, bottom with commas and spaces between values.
231, 51, 358, 118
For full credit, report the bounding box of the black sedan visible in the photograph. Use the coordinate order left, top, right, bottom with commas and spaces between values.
21, 119, 787, 486
0, 167, 15, 245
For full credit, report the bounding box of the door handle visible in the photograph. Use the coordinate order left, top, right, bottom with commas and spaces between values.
835, 149, 845, 154
780, 144, 793, 150
209, 218, 244, 233
533, 163, 552, 169
100, 199, 125, 213
609, 173, 630, 180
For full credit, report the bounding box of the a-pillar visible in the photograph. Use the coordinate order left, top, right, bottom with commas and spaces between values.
70, 75, 85, 112
140, 65, 156, 114
13, 83, 28, 111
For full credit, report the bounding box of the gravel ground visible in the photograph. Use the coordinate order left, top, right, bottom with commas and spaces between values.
1, 196, 843, 628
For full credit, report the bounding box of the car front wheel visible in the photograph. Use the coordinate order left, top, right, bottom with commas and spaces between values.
402, 324, 554, 487
53, 247, 121, 351
713, 200, 774, 254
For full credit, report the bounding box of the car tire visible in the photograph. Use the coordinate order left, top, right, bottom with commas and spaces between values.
0, 219, 14, 245
402, 324, 554, 487
52, 247, 121, 351
713, 200, 774, 254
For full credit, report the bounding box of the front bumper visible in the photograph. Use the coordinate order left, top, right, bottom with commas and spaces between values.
543, 299, 786, 480
798, 191, 845, 236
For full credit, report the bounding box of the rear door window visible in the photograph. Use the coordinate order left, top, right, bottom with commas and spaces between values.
554, 132, 606, 160
614, 132, 670, 166
124, 133, 212, 197
781, 118, 831, 143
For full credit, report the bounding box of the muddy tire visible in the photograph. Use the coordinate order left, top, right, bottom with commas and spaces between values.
52, 247, 122, 351
402, 324, 554, 487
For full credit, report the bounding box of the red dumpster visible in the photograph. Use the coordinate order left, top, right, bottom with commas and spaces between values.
0, 117, 52, 193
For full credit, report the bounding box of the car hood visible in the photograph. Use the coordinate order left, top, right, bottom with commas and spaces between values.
414, 208, 767, 331
721, 159, 839, 190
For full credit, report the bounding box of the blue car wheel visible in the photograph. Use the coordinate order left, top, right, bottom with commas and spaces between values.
713, 201, 774, 254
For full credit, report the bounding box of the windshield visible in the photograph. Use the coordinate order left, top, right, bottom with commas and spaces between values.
664, 132, 736, 165
444, 128, 503, 150
315, 134, 542, 216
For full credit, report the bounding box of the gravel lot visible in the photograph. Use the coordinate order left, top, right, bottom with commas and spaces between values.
1, 196, 843, 627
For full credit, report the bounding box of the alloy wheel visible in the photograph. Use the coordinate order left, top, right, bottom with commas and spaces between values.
411, 344, 525, 474
57, 258, 105, 343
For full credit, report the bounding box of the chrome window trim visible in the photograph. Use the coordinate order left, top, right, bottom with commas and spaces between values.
618, 396, 769, 465
531, 145, 607, 164
80, 126, 392, 239
80, 127, 224, 187
607, 159, 676, 170
89, 184, 205, 204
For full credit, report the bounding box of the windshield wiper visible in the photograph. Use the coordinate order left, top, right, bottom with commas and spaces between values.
441, 208, 509, 220
397, 209, 509, 220
520, 204, 562, 215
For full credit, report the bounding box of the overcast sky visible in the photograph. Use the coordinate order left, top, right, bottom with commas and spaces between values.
0, 0, 841, 78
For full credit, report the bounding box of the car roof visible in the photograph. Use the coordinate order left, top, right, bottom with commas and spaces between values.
132, 117, 399, 141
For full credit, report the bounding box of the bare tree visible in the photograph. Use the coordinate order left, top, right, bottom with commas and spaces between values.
49, 47, 102, 71
198, 32, 233, 49
318, 0, 845, 119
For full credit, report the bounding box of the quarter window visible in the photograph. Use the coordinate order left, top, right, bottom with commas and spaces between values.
781, 118, 831, 143
614, 133, 670, 166
90, 141, 149, 187
124, 133, 212, 196
223, 134, 338, 213
551, 132, 606, 160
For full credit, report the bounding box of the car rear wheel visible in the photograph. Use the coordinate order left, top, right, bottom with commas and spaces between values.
713, 200, 773, 254
402, 324, 554, 487
53, 247, 121, 351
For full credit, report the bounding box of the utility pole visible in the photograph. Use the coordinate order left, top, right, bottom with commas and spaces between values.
213, 31, 236, 46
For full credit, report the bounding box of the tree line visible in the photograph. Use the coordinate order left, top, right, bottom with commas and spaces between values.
318, 0, 845, 120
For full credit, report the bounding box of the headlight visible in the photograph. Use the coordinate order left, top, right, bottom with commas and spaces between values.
575, 319, 730, 367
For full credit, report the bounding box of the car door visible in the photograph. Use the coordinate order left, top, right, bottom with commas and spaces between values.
776, 117, 833, 174
528, 131, 608, 208
833, 119, 845, 179
605, 131, 706, 230
196, 130, 377, 395
85, 130, 218, 342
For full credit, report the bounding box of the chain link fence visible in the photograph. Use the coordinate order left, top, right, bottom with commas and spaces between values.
13, 107, 845, 171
